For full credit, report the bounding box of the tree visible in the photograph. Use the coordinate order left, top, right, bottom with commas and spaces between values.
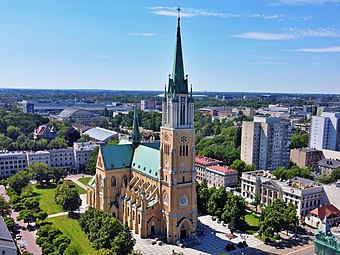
0, 134, 12, 150
27, 162, 51, 185
4, 216, 16, 232
259, 199, 298, 239
221, 192, 247, 229
0, 195, 11, 217
7, 170, 31, 195
66, 127, 81, 146
85, 146, 99, 175
291, 131, 309, 149
207, 187, 228, 219
111, 229, 136, 255
50, 167, 68, 183
55, 182, 82, 211
6, 125, 21, 140
251, 194, 261, 213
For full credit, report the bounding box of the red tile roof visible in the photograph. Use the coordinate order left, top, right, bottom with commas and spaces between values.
195, 155, 223, 167
207, 165, 237, 174
310, 204, 340, 220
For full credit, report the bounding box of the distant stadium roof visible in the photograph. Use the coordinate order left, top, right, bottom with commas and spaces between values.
58, 107, 93, 118
84, 127, 118, 142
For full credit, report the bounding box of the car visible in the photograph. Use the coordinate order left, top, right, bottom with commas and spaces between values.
15, 234, 22, 240
20, 247, 27, 252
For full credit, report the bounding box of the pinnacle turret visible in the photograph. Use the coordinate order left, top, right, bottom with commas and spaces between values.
131, 105, 141, 145
168, 11, 188, 94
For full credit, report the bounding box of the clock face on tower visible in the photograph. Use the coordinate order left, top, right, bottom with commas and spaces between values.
181, 162, 187, 167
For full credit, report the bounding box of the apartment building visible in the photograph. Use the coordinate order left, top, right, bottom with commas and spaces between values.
195, 155, 238, 188
310, 112, 340, 151
290, 148, 323, 168
241, 117, 291, 170
241, 170, 324, 218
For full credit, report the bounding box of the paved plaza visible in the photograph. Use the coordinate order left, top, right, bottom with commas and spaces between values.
134, 214, 264, 255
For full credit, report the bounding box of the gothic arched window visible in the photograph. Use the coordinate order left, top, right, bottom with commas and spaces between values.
123, 176, 128, 187
111, 176, 116, 187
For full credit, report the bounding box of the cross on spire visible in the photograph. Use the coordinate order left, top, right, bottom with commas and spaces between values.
177, 6, 181, 19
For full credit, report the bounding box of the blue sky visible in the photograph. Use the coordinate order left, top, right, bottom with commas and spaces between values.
0, 0, 339, 93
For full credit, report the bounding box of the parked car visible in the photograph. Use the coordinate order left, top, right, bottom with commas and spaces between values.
15, 234, 22, 240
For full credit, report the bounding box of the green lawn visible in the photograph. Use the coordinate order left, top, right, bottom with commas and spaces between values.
71, 181, 86, 195
78, 177, 92, 186
47, 215, 96, 255
243, 213, 260, 234
32, 183, 65, 215
255, 234, 280, 242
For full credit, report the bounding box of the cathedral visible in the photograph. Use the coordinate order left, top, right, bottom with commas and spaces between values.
86, 15, 197, 243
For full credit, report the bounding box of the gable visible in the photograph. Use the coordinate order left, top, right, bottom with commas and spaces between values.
100, 144, 133, 170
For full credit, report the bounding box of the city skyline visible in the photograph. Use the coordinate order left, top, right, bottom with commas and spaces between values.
0, 0, 339, 93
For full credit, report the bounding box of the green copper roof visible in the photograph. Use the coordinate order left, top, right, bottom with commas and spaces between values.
101, 144, 133, 170
168, 17, 188, 94
132, 106, 141, 145
131, 144, 160, 180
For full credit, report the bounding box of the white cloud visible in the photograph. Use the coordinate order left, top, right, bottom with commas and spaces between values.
291, 46, 340, 52
129, 33, 156, 37
150, 6, 238, 18
149, 7, 285, 20
278, 0, 340, 5
248, 14, 283, 20
233, 29, 340, 40
232, 32, 297, 40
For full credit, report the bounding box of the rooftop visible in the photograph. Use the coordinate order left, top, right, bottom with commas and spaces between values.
243, 170, 321, 190
195, 155, 224, 167
310, 204, 340, 220
207, 165, 237, 174
318, 158, 340, 169
84, 127, 118, 142
0, 216, 16, 250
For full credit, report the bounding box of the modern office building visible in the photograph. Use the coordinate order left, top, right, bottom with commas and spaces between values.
241, 170, 324, 218
87, 16, 197, 243
310, 112, 340, 151
241, 117, 291, 170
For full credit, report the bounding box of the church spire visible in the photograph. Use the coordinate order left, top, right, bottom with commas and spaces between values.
132, 105, 141, 145
168, 7, 188, 94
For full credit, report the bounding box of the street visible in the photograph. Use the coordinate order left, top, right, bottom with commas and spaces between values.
0, 185, 42, 255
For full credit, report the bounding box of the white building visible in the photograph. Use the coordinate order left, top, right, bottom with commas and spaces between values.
305, 204, 340, 228
73, 142, 99, 171
83, 127, 118, 143
0, 151, 27, 178
241, 117, 291, 170
49, 148, 75, 171
241, 170, 324, 218
310, 112, 340, 151
27, 151, 51, 166
195, 155, 238, 189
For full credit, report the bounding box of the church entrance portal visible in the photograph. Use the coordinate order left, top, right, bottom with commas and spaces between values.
180, 226, 187, 239
151, 226, 155, 234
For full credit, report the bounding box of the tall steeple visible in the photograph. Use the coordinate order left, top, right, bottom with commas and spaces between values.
131, 105, 141, 145
168, 7, 188, 94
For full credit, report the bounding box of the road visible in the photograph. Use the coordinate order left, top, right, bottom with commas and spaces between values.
0, 185, 42, 255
